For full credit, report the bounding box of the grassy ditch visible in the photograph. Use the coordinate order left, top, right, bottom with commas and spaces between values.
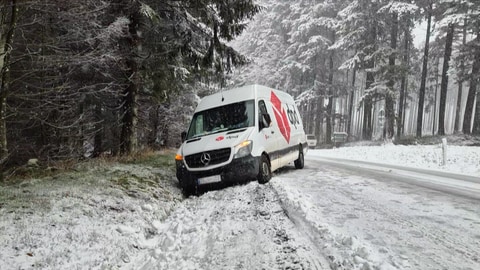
0, 149, 183, 269
0, 149, 182, 214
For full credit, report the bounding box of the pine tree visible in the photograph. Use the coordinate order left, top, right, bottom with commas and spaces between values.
377, 2, 418, 140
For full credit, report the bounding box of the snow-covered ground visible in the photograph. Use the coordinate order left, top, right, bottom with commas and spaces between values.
275, 145, 480, 270
0, 162, 184, 269
1, 143, 479, 269
311, 143, 480, 176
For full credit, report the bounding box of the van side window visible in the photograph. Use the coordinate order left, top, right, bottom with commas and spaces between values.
258, 100, 271, 130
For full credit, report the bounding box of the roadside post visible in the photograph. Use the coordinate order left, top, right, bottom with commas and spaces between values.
442, 138, 447, 166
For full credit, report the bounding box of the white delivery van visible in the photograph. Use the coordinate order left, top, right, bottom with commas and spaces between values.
175, 84, 307, 195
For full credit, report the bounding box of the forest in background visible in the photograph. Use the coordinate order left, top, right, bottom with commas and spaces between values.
1, 0, 479, 171
0, 0, 261, 169
230, 0, 480, 144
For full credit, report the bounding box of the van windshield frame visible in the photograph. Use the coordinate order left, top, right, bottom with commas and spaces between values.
186, 100, 255, 140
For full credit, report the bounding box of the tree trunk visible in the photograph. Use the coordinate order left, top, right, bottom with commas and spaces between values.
307, 100, 314, 134
470, 33, 480, 134
433, 56, 440, 135
93, 101, 103, 157
362, 23, 377, 141
325, 31, 335, 145
416, 3, 432, 138
362, 70, 374, 141
326, 94, 333, 144
473, 89, 480, 134
0, 0, 18, 164
464, 30, 480, 134
397, 23, 409, 139
314, 96, 324, 143
148, 105, 160, 147
385, 13, 398, 139
438, 23, 454, 136
347, 64, 356, 137
454, 19, 467, 133
120, 4, 141, 155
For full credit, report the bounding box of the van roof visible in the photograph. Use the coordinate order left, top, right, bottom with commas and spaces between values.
195, 84, 293, 112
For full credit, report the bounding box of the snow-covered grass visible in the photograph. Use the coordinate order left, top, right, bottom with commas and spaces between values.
0, 151, 183, 269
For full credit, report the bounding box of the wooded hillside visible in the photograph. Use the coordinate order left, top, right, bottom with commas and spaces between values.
0, 0, 260, 168
231, 0, 480, 144
1, 0, 479, 170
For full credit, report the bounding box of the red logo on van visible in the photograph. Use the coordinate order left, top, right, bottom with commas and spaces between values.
216, 136, 224, 141
270, 91, 291, 143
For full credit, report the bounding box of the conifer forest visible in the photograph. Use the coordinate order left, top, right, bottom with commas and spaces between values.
1, 0, 479, 168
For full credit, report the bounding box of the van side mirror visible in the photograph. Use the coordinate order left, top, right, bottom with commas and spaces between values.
181, 131, 187, 142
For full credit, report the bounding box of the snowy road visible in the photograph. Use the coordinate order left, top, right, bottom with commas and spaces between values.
129, 154, 480, 270
274, 157, 480, 269
310, 156, 480, 200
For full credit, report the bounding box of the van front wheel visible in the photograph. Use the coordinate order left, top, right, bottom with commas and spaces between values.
257, 155, 271, 184
181, 184, 198, 197
294, 146, 304, 169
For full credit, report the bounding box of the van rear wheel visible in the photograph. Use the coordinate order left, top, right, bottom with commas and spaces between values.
257, 155, 271, 184
294, 146, 304, 169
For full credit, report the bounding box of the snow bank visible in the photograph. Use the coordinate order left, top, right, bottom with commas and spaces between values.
309, 144, 480, 176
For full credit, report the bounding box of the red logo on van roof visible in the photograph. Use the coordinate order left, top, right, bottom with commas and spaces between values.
216, 136, 224, 141
270, 91, 290, 143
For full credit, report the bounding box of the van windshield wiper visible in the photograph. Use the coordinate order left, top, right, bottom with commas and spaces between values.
191, 128, 228, 139
210, 128, 228, 135
186, 137, 201, 143
226, 128, 247, 135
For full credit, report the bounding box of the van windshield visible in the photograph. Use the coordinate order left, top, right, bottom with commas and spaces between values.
186, 100, 255, 140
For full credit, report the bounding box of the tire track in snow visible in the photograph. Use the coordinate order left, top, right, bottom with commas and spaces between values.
129, 182, 330, 270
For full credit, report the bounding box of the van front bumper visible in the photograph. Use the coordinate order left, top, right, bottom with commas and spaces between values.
176, 154, 260, 188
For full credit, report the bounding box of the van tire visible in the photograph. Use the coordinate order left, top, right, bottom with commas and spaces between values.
182, 184, 198, 197
257, 155, 271, 184
294, 146, 304, 169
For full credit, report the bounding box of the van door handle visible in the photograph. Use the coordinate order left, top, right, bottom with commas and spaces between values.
271, 131, 275, 134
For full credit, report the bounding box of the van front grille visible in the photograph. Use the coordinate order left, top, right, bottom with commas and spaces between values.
185, 148, 231, 168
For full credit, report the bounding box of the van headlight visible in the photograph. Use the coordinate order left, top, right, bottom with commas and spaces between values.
234, 140, 252, 159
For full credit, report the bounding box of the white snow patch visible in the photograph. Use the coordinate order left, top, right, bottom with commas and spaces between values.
310, 144, 480, 176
